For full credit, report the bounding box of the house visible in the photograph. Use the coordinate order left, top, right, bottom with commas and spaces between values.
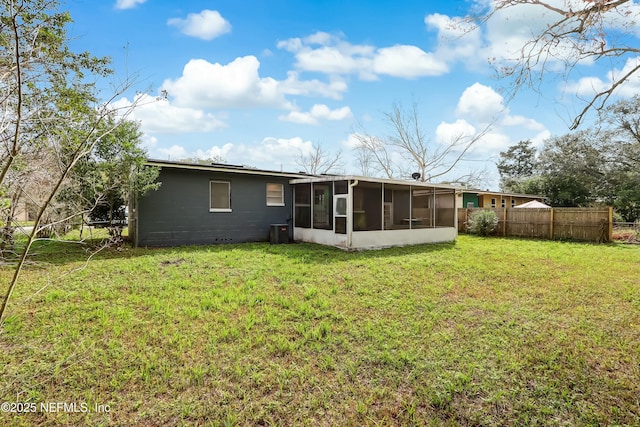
457, 190, 544, 209
130, 160, 306, 247
290, 175, 458, 250
132, 160, 459, 250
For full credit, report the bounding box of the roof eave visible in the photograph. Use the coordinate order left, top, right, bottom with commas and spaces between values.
145, 159, 310, 179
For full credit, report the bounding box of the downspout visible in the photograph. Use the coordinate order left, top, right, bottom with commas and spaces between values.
347, 179, 359, 249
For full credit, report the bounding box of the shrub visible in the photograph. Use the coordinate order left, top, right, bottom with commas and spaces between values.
467, 210, 499, 236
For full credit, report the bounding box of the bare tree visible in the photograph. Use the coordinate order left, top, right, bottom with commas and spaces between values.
353, 143, 377, 177
295, 141, 343, 175
352, 101, 490, 182
350, 132, 395, 178
475, 0, 640, 129
442, 166, 494, 190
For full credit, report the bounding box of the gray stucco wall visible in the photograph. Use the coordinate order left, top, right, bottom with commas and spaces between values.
136, 167, 293, 247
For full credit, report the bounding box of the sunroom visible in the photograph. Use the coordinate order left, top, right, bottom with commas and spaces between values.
290, 176, 458, 250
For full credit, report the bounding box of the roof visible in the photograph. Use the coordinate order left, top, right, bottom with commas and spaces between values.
514, 200, 551, 208
289, 174, 460, 190
145, 159, 310, 179
146, 160, 461, 190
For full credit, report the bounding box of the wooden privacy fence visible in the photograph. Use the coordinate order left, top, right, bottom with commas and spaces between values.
458, 207, 613, 242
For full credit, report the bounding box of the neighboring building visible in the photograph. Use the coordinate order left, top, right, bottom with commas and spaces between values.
131, 160, 306, 247
514, 200, 550, 209
133, 160, 459, 250
457, 190, 544, 209
290, 176, 458, 250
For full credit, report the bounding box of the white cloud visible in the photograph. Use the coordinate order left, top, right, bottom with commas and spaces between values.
311, 104, 353, 120
435, 119, 477, 145
153, 137, 315, 172
141, 134, 158, 151
193, 143, 234, 160
373, 45, 448, 78
482, 2, 556, 63
279, 104, 353, 125
112, 94, 226, 134
565, 56, 640, 98
501, 114, 545, 131
155, 137, 313, 171
531, 130, 551, 149
161, 56, 348, 111
564, 76, 609, 98
158, 145, 189, 160
424, 13, 483, 65
161, 56, 291, 109
279, 111, 317, 125
438, 83, 550, 160
167, 10, 231, 41
343, 133, 364, 149
252, 137, 314, 158
603, 1, 640, 37
157, 144, 234, 162
471, 131, 512, 154
455, 83, 506, 123
279, 71, 347, 100
280, 34, 376, 79
114, 0, 146, 10
278, 31, 448, 80
477, 0, 640, 71
421, 1, 640, 83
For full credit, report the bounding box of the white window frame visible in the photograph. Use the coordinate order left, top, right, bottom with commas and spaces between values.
266, 183, 285, 206
501, 199, 506, 208
491, 198, 496, 208
210, 181, 231, 212
334, 194, 348, 217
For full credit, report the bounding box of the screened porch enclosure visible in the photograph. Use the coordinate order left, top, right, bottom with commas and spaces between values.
291, 177, 457, 249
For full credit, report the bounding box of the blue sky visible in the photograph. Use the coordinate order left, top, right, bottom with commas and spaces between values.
66, 0, 640, 188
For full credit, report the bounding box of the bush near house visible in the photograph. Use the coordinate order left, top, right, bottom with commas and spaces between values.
466, 209, 499, 236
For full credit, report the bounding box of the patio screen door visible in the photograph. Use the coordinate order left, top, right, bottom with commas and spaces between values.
334, 195, 347, 234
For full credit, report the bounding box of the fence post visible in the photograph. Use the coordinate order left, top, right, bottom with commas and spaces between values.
549, 208, 554, 240
503, 207, 507, 236
608, 207, 613, 242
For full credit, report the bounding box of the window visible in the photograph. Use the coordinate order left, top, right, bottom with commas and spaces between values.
411, 189, 432, 229
334, 194, 347, 234
210, 181, 231, 212
491, 198, 496, 208
511, 199, 516, 207
266, 183, 284, 206
334, 195, 347, 216
501, 199, 506, 208
435, 189, 456, 227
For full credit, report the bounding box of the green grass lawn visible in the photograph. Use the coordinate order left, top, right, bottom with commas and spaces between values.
1, 236, 639, 426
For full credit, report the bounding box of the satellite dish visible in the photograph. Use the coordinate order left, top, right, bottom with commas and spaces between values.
411, 172, 421, 180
